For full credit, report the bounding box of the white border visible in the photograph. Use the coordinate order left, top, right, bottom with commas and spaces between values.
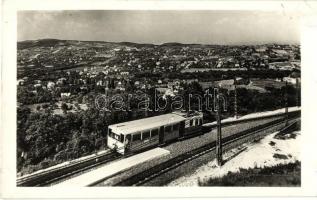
1, 0, 317, 198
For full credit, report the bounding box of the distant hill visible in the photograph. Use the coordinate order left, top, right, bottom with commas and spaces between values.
17, 39, 68, 50
160, 42, 214, 48
18, 39, 209, 50
160, 42, 186, 47
17, 39, 157, 50
118, 42, 155, 48
18, 39, 298, 50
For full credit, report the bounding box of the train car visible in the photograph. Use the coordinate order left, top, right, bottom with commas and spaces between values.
107, 113, 185, 154
174, 111, 204, 138
107, 112, 203, 155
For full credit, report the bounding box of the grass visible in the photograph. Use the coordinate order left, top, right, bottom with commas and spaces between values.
251, 79, 285, 89
198, 161, 301, 187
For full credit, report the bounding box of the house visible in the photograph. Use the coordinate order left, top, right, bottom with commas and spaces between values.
96, 80, 103, 86
134, 81, 140, 87
34, 83, 42, 88
283, 77, 298, 85
47, 81, 55, 90
156, 88, 175, 98
61, 93, 71, 98
57, 78, 67, 85
120, 71, 129, 75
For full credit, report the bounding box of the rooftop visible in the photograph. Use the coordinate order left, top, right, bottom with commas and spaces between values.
109, 113, 186, 135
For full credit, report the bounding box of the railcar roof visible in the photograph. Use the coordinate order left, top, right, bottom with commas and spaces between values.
109, 113, 186, 135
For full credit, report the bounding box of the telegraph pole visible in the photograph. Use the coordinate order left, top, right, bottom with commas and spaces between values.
216, 94, 223, 166
296, 78, 300, 107
234, 78, 238, 119
284, 81, 289, 126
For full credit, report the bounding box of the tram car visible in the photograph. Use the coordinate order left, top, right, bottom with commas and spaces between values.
107, 111, 203, 155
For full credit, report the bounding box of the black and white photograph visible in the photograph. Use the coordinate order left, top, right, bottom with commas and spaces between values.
15, 10, 303, 187
1, 0, 317, 199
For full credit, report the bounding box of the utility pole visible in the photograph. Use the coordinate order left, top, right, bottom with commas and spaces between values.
296, 78, 300, 107
216, 94, 223, 166
105, 80, 109, 96
234, 78, 238, 119
284, 81, 289, 126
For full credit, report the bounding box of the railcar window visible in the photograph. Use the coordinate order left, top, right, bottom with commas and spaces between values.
165, 125, 172, 132
133, 133, 141, 141
190, 119, 193, 126
120, 134, 124, 143
199, 119, 203, 125
109, 129, 117, 140
151, 129, 159, 137
113, 133, 120, 141
108, 129, 113, 138
142, 131, 150, 140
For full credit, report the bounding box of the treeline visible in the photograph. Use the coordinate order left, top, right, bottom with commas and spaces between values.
17, 86, 55, 105
184, 82, 300, 121
17, 106, 131, 175
136, 69, 299, 81
226, 84, 300, 116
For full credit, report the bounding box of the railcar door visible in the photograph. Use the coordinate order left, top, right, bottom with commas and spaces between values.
179, 121, 185, 138
159, 126, 165, 145
125, 134, 131, 153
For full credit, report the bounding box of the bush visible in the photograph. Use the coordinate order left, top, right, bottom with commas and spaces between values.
199, 161, 301, 186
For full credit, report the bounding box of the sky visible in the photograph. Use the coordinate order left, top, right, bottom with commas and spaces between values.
18, 10, 300, 45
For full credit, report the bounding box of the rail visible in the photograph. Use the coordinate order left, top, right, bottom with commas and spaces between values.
16, 150, 120, 186
202, 110, 300, 130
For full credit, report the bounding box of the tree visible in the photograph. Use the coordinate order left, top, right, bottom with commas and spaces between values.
61, 102, 68, 114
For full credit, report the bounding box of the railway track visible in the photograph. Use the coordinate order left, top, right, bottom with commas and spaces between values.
17, 151, 121, 186
112, 114, 300, 186
202, 110, 301, 132
16, 110, 300, 187
277, 120, 300, 135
